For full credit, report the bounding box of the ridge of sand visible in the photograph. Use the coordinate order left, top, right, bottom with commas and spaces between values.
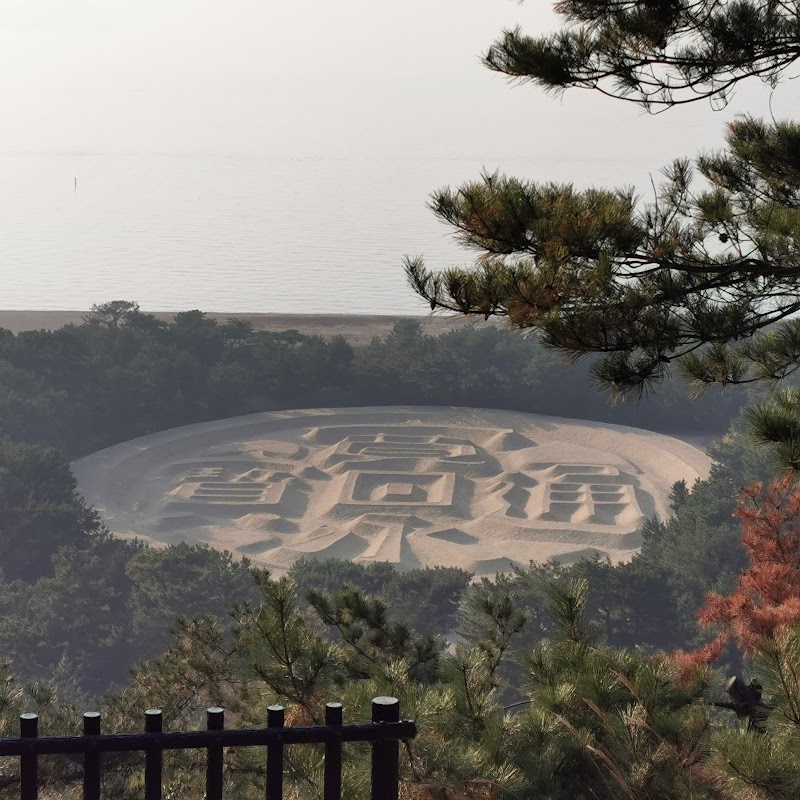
73, 406, 712, 578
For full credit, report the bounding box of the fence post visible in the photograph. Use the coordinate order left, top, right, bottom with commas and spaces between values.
19, 713, 38, 800
371, 697, 400, 800
324, 702, 343, 800
144, 708, 163, 800
206, 707, 224, 800
265, 705, 285, 800
2, 698, 414, 800
82, 712, 101, 800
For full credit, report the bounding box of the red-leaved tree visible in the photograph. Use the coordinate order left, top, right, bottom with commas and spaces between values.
677, 477, 800, 673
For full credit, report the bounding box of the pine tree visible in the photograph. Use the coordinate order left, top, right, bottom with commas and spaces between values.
406, 1, 800, 466
407, 122, 800, 404
482, 0, 800, 110
674, 478, 800, 798
518, 580, 717, 800
677, 477, 800, 665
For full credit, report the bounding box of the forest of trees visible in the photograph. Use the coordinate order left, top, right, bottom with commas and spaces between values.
0, 301, 745, 463
0, 302, 757, 696
0, 300, 794, 797
0, 416, 797, 798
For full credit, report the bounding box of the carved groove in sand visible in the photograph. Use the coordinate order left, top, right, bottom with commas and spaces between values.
74, 409, 711, 577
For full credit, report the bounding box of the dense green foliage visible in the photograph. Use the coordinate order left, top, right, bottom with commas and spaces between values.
0, 537, 260, 696
0, 438, 102, 581
0, 306, 744, 465
290, 559, 470, 636
3, 569, 798, 800
0, 310, 794, 797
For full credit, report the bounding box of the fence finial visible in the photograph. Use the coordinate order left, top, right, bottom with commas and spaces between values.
371, 698, 401, 800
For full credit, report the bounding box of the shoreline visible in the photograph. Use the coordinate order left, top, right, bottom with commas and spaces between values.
0, 310, 489, 347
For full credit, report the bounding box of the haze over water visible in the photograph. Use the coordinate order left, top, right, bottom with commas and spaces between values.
0, 0, 786, 313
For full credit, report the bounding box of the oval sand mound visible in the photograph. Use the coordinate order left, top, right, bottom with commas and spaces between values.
73, 407, 711, 578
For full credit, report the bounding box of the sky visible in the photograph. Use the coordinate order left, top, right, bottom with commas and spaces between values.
0, 0, 796, 163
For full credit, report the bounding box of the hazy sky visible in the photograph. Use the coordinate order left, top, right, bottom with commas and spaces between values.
0, 0, 796, 164
2, 1, 800, 313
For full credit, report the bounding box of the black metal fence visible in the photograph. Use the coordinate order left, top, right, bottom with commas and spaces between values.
0, 696, 415, 800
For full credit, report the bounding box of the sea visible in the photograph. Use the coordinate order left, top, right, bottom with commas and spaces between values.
0, 0, 774, 316
0, 152, 657, 315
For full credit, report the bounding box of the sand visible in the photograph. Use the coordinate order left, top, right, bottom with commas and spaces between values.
73, 407, 711, 578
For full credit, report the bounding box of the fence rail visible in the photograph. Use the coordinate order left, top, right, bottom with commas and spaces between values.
0, 696, 415, 800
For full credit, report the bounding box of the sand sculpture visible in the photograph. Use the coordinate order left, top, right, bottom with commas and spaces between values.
74, 407, 711, 577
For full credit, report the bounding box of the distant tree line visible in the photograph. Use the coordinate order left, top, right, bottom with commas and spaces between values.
0, 301, 747, 461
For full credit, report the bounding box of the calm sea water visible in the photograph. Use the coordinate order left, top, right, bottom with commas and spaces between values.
1, 153, 655, 314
